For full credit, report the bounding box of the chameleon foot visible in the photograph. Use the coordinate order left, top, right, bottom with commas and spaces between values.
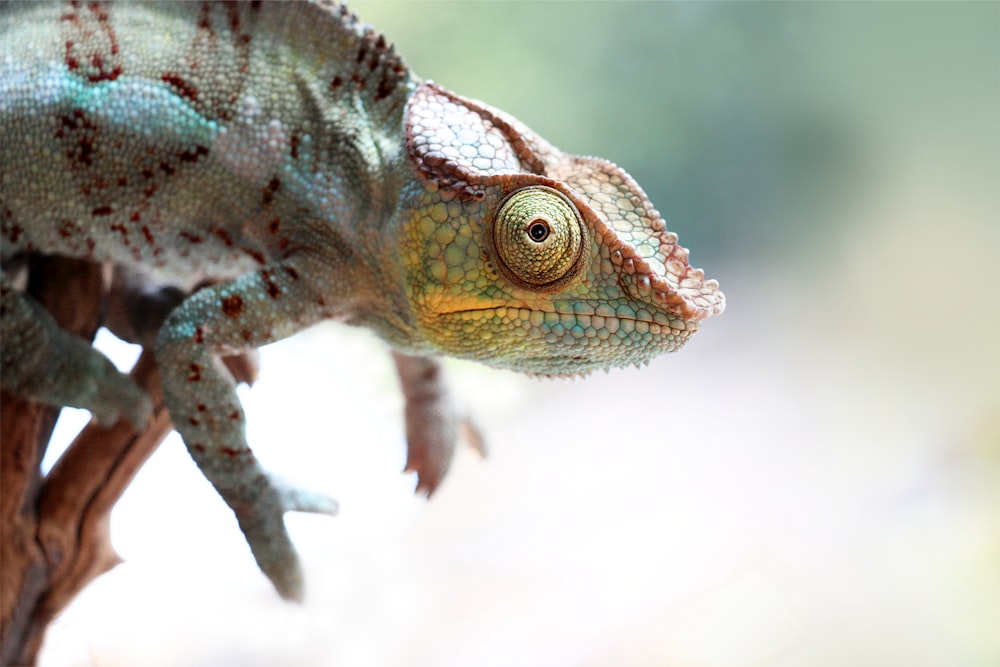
230, 475, 338, 601
50, 332, 153, 428
2, 278, 152, 429
83, 359, 154, 429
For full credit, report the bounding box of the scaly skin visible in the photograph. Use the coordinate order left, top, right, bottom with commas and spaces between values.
0, 1, 724, 599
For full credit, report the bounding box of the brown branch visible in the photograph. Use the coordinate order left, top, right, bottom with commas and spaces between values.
1, 258, 172, 666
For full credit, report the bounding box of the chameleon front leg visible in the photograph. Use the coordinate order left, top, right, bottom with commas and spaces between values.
155, 257, 337, 601
105, 265, 260, 386
393, 352, 486, 496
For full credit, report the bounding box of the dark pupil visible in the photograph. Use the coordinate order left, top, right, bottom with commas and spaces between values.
527, 220, 550, 242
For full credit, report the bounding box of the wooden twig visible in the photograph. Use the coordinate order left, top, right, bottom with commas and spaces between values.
0, 258, 171, 666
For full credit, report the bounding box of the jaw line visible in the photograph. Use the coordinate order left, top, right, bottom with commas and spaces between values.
436, 305, 665, 326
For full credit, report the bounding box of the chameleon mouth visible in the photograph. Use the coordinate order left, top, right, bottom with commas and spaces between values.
442, 305, 693, 331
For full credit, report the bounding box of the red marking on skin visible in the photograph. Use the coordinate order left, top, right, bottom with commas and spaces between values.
62, 2, 120, 82
221, 447, 241, 457
351, 74, 365, 88
56, 109, 98, 168
89, 2, 119, 51
197, 403, 207, 412
225, 5, 253, 77
241, 329, 252, 342
229, 410, 241, 420
188, 363, 202, 382
316, 296, 327, 307
129, 211, 141, 222
189, 417, 200, 426
375, 73, 397, 101
117, 176, 128, 187
179, 231, 203, 243
4, 224, 24, 243
331, 75, 343, 89
178, 144, 210, 162
226, 3, 241, 33
194, 328, 204, 344
189, 3, 251, 120
58, 220, 81, 238
283, 266, 299, 281
92, 205, 113, 216
193, 443, 206, 454
161, 72, 199, 102
141, 226, 155, 245
221, 295, 245, 318
159, 162, 176, 176
356, 44, 367, 65
143, 183, 157, 198
289, 133, 300, 159
266, 218, 281, 234
241, 247, 266, 265
56, 116, 69, 139
197, 3, 213, 34
141, 168, 154, 179
64, 41, 79, 70
261, 176, 281, 206
213, 228, 234, 246
260, 269, 281, 298
87, 54, 122, 82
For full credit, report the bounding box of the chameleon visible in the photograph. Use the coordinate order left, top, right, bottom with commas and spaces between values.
0, 1, 725, 600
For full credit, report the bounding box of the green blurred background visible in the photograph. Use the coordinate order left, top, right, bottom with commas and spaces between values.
41, 3, 998, 666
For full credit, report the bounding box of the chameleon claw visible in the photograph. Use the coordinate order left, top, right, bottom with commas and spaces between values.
461, 417, 488, 459
274, 478, 340, 516
404, 415, 487, 497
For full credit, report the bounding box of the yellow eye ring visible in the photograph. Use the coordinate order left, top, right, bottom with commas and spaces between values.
491, 186, 587, 291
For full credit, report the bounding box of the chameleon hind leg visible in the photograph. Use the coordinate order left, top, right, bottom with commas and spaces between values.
155, 258, 337, 601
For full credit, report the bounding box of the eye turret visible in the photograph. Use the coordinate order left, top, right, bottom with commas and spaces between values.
492, 186, 586, 290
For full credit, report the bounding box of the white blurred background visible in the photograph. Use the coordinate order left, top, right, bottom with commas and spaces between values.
37, 2, 998, 666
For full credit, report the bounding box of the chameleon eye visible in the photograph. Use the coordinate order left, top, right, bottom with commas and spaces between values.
492, 186, 585, 289
527, 219, 550, 242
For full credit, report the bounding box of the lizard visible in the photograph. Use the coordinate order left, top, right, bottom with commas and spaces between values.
0, 0, 725, 600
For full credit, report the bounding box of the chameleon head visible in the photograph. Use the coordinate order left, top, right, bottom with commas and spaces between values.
400, 83, 725, 376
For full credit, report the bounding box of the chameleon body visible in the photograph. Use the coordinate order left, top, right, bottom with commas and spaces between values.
0, 1, 724, 599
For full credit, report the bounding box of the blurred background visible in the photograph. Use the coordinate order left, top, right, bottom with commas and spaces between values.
39, 2, 997, 666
